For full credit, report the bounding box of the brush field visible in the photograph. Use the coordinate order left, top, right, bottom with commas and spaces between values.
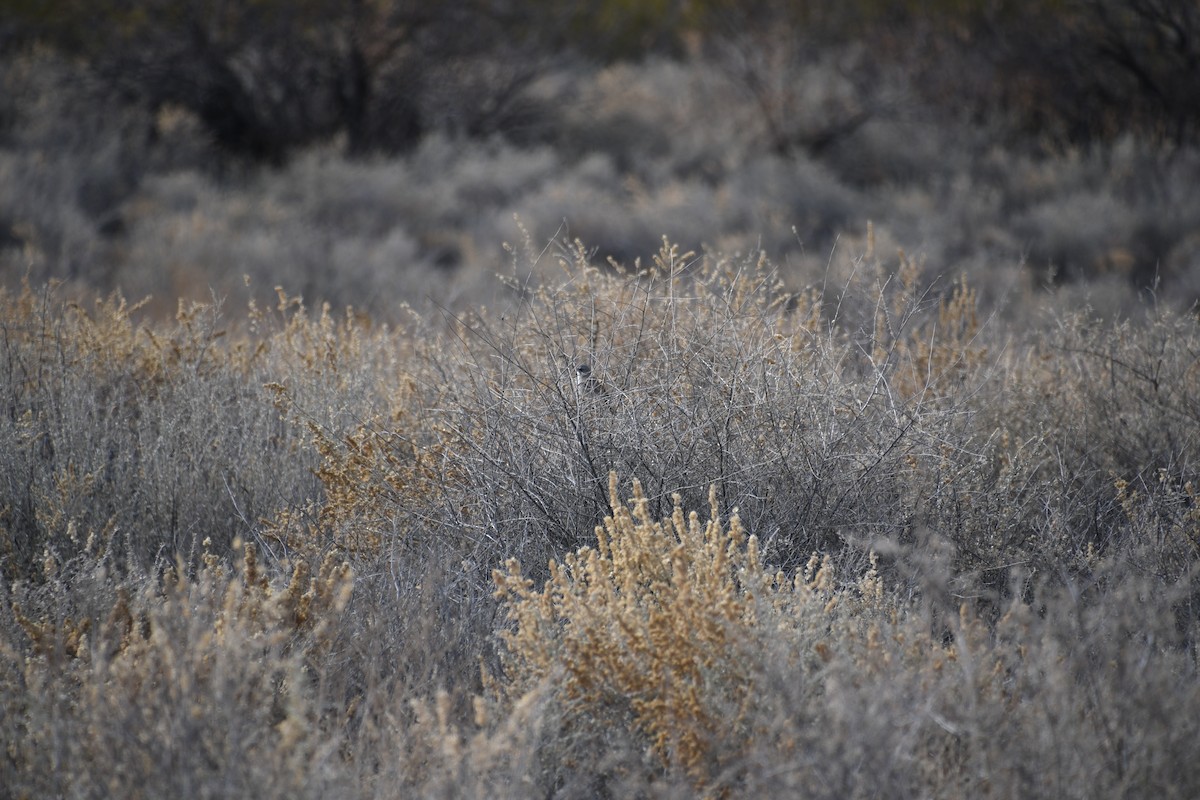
3, 4, 1200, 797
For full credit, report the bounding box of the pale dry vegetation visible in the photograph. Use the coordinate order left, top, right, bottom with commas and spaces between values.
4, 2, 1200, 795
3, 235, 1200, 796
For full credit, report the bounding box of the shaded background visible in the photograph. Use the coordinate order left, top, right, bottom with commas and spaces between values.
2, 0, 1199, 319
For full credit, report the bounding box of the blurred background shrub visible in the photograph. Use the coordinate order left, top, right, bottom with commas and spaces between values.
1, 0, 1198, 319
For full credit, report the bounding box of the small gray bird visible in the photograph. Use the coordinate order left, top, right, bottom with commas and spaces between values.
575, 362, 608, 397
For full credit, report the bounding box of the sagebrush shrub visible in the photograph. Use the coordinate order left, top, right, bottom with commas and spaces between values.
0, 283, 334, 575
1, 540, 353, 799
494, 471, 897, 786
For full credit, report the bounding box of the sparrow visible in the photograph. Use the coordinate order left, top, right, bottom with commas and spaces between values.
575, 362, 609, 397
